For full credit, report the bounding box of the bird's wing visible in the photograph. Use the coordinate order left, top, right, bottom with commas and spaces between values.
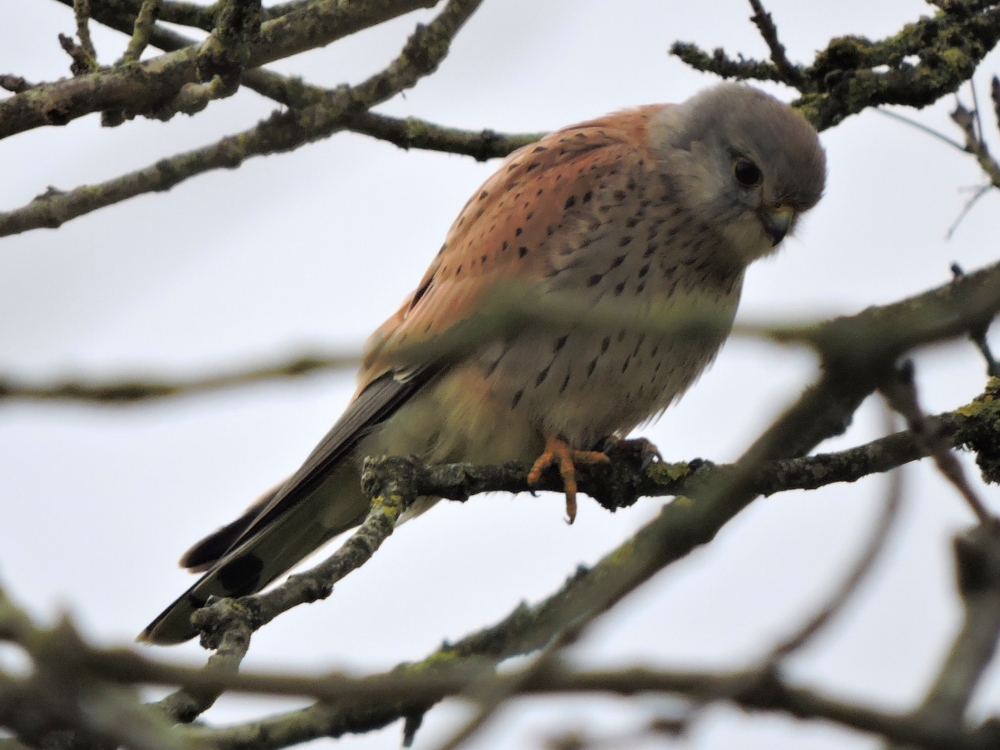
139, 368, 435, 644
232, 367, 438, 545
359, 106, 662, 385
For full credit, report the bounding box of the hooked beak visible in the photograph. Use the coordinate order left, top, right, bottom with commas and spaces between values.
762, 205, 795, 246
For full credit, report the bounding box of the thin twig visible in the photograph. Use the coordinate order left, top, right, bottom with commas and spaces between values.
72, 0, 99, 72
971, 78, 985, 144
770, 403, 905, 658
881, 361, 994, 523
433, 631, 582, 750
747, 0, 805, 88
947, 183, 993, 240
917, 524, 1000, 728
872, 107, 968, 152
991, 74, 1000, 131
118, 0, 163, 64
0, 351, 360, 405
0, 75, 38, 94
345, 110, 542, 162
951, 264, 1000, 379
952, 101, 1000, 186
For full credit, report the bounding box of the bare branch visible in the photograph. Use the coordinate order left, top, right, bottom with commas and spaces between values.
0, 76, 37, 94
153, 606, 252, 724
0, 586, 186, 750
668, 42, 785, 84
920, 525, 1000, 725
0, 0, 511, 236
150, 261, 1000, 742
747, 0, 806, 87
118, 0, 163, 65
952, 100, 1000, 187
345, 110, 543, 162
947, 183, 993, 240
770, 414, 905, 658
873, 107, 968, 153
188, 457, 415, 646
0, 351, 360, 405
7, 580, 999, 750
673, 5, 1000, 131
60, 0, 339, 33
881, 360, 994, 522
0, 0, 440, 138
72, 0, 99, 73
951, 263, 1000, 378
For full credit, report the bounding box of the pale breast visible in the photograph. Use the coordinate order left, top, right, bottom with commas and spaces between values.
468, 159, 746, 450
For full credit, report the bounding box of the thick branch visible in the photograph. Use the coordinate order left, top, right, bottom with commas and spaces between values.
173, 666, 998, 750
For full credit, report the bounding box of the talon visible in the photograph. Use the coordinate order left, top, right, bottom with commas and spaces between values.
528, 436, 610, 524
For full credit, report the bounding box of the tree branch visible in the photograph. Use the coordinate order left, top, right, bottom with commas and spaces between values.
0, 0, 537, 237
747, 0, 806, 87
117, 0, 163, 65
70, 0, 100, 74
344, 110, 542, 162
0, 351, 360, 405
0, 0, 440, 138
671, 3, 1000, 131
6, 574, 1000, 750
917, 524, 1000, 724
152, 261, 1000, 739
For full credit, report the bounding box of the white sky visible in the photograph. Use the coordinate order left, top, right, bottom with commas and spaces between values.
2, 1, 1000, 748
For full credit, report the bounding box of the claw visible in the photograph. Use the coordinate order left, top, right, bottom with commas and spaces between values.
528, 436, 610, 523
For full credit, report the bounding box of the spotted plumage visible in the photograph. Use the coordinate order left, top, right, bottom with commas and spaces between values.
142, 83, 826, 645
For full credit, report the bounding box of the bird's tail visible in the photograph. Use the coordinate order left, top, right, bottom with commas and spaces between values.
138, 461, 368, 645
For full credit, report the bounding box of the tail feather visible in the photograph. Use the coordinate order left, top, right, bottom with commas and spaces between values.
179, 483, 283, 573
139, 464, 367, 645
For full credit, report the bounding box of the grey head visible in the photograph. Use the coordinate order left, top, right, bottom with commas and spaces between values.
648, 83, 827, 263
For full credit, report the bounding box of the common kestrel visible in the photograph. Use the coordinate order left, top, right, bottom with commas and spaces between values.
142, 83, 825, 644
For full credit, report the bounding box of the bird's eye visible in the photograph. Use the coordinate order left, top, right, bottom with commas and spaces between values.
733, 160, 762, 188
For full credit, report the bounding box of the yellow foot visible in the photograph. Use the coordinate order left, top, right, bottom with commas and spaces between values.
527, 436, 610, 524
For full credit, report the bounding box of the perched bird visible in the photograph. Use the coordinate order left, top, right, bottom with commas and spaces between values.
141, 83, 825, 645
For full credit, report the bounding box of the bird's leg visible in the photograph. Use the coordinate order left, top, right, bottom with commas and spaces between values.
527, 436, 610, 524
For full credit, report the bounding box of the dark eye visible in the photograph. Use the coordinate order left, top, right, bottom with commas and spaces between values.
733, 160, 762, 187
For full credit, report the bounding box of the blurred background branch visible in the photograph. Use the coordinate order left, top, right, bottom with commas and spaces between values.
0, 351, 360, 404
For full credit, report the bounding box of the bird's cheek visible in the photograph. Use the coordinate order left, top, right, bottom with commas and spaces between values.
719, 212, 773, 264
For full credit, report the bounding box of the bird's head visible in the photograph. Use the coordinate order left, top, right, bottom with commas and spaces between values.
649, 83, 826, 263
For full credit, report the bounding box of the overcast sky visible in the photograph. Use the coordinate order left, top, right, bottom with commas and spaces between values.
2, 1, 1000, 748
